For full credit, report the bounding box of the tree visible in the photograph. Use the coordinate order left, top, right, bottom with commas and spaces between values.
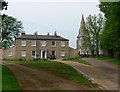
85, 13, 104, 56
99, 2, 120, 57
81, 23, 91, 54
0, 0, 8, 10
0, 0, 8, 48
1, 15, 23, 49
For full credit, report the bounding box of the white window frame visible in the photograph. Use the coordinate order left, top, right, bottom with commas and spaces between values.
8, 51, 12, 56
51, 50, 56, 56
21, 40, 26, 46
31, 40, 36, 46
61, 41, 65, 47
21, 51, 26, 57
51, 41, 56, 47
41, 41, 46, 46
61, 50, 65, 56
31, 51, 36, 58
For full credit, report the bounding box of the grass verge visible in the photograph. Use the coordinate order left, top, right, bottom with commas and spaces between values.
21, 61, 98, 88
97, 57, 120, 65
2, 58, 50, 62
1, 65, 21, 91
63, 57, 90, 65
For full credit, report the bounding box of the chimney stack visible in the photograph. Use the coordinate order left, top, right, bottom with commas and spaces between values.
21, 31, 25, 36
34, 32, 38, 35
54, 31, 57, 36
47, 32, 50, 36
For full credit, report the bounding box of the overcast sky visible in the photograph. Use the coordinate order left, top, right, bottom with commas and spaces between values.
2, 0, 101, 48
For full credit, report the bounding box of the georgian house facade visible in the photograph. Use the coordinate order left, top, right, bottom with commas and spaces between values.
4, 32, 69, 60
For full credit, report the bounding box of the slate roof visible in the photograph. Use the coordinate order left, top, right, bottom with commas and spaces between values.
16, 35, 69, 41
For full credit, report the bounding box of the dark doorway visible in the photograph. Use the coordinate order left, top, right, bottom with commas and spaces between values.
42, 51, 45, 58
52, 50, 55, 56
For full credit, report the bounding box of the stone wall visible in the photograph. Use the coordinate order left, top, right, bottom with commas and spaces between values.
0, 49, 4, 59
69, 47, 78, 58
4, 47, 16, 59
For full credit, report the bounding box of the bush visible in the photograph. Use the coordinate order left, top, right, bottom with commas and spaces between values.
62, 57, 90, 65
18, 59, 26, 61
63, 57, 81, 61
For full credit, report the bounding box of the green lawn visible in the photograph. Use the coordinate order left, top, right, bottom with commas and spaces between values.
21, 61, 97, 88
0, 64, 2, 91
1, 65, 21, 91
97, 57, 120, 65
63, 57, 91, 65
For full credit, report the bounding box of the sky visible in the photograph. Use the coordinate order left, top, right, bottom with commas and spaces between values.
1, 0, 101, 48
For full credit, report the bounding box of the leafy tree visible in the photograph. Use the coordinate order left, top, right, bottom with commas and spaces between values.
86, 13, 104, 56
1, 14, 23, 49
0, 0, 8, 10
99, 2, 120, 57
81, 24, 91, 54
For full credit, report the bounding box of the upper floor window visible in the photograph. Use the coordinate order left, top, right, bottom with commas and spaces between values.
8, 51, 12, 56
51, 41, 56, 47
61, 41, 65, 47
31, 40, 36, 46
21, 51, 26, 57
61, 50, 65, 56
21, 40, 26, 46
41, 41, 46, 46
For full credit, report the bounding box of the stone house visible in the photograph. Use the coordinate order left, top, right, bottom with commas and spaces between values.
4, 31, 71, 60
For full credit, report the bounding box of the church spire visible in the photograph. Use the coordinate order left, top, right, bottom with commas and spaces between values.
81, 14, 85, 25
77, 14, 91, 55
77, 14, 86, 50
78, 14, 85, 37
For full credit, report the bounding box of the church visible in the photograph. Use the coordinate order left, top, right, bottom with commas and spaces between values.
76, 15, 91, 56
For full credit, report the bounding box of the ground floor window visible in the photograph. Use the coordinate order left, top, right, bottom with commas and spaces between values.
31, 51, 36, 58
52, 50, 56, 56
21, 51, 26, 57
8, 51, 12, 56
61, 50, 65, 56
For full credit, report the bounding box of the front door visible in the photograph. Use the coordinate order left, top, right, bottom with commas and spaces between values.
42, 51, 45, 58
41, 50, 47, 59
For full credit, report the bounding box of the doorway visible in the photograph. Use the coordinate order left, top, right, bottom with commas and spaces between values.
41, 50, 47, 59
42, 51, 45, 58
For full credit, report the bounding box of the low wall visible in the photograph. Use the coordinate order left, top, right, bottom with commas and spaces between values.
69, 47, 78, 58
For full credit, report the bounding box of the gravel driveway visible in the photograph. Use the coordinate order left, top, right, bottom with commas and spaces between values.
60, 58, 119, 91
2, 62, 93, 91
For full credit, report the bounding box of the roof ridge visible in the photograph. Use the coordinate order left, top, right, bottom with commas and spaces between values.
16, 34, 69, 41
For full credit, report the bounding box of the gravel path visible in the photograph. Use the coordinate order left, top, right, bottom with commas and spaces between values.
2, 62, 93, 91
60, 58, 119, 90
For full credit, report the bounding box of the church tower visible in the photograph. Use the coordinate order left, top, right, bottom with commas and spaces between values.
77, 14, 87, 55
